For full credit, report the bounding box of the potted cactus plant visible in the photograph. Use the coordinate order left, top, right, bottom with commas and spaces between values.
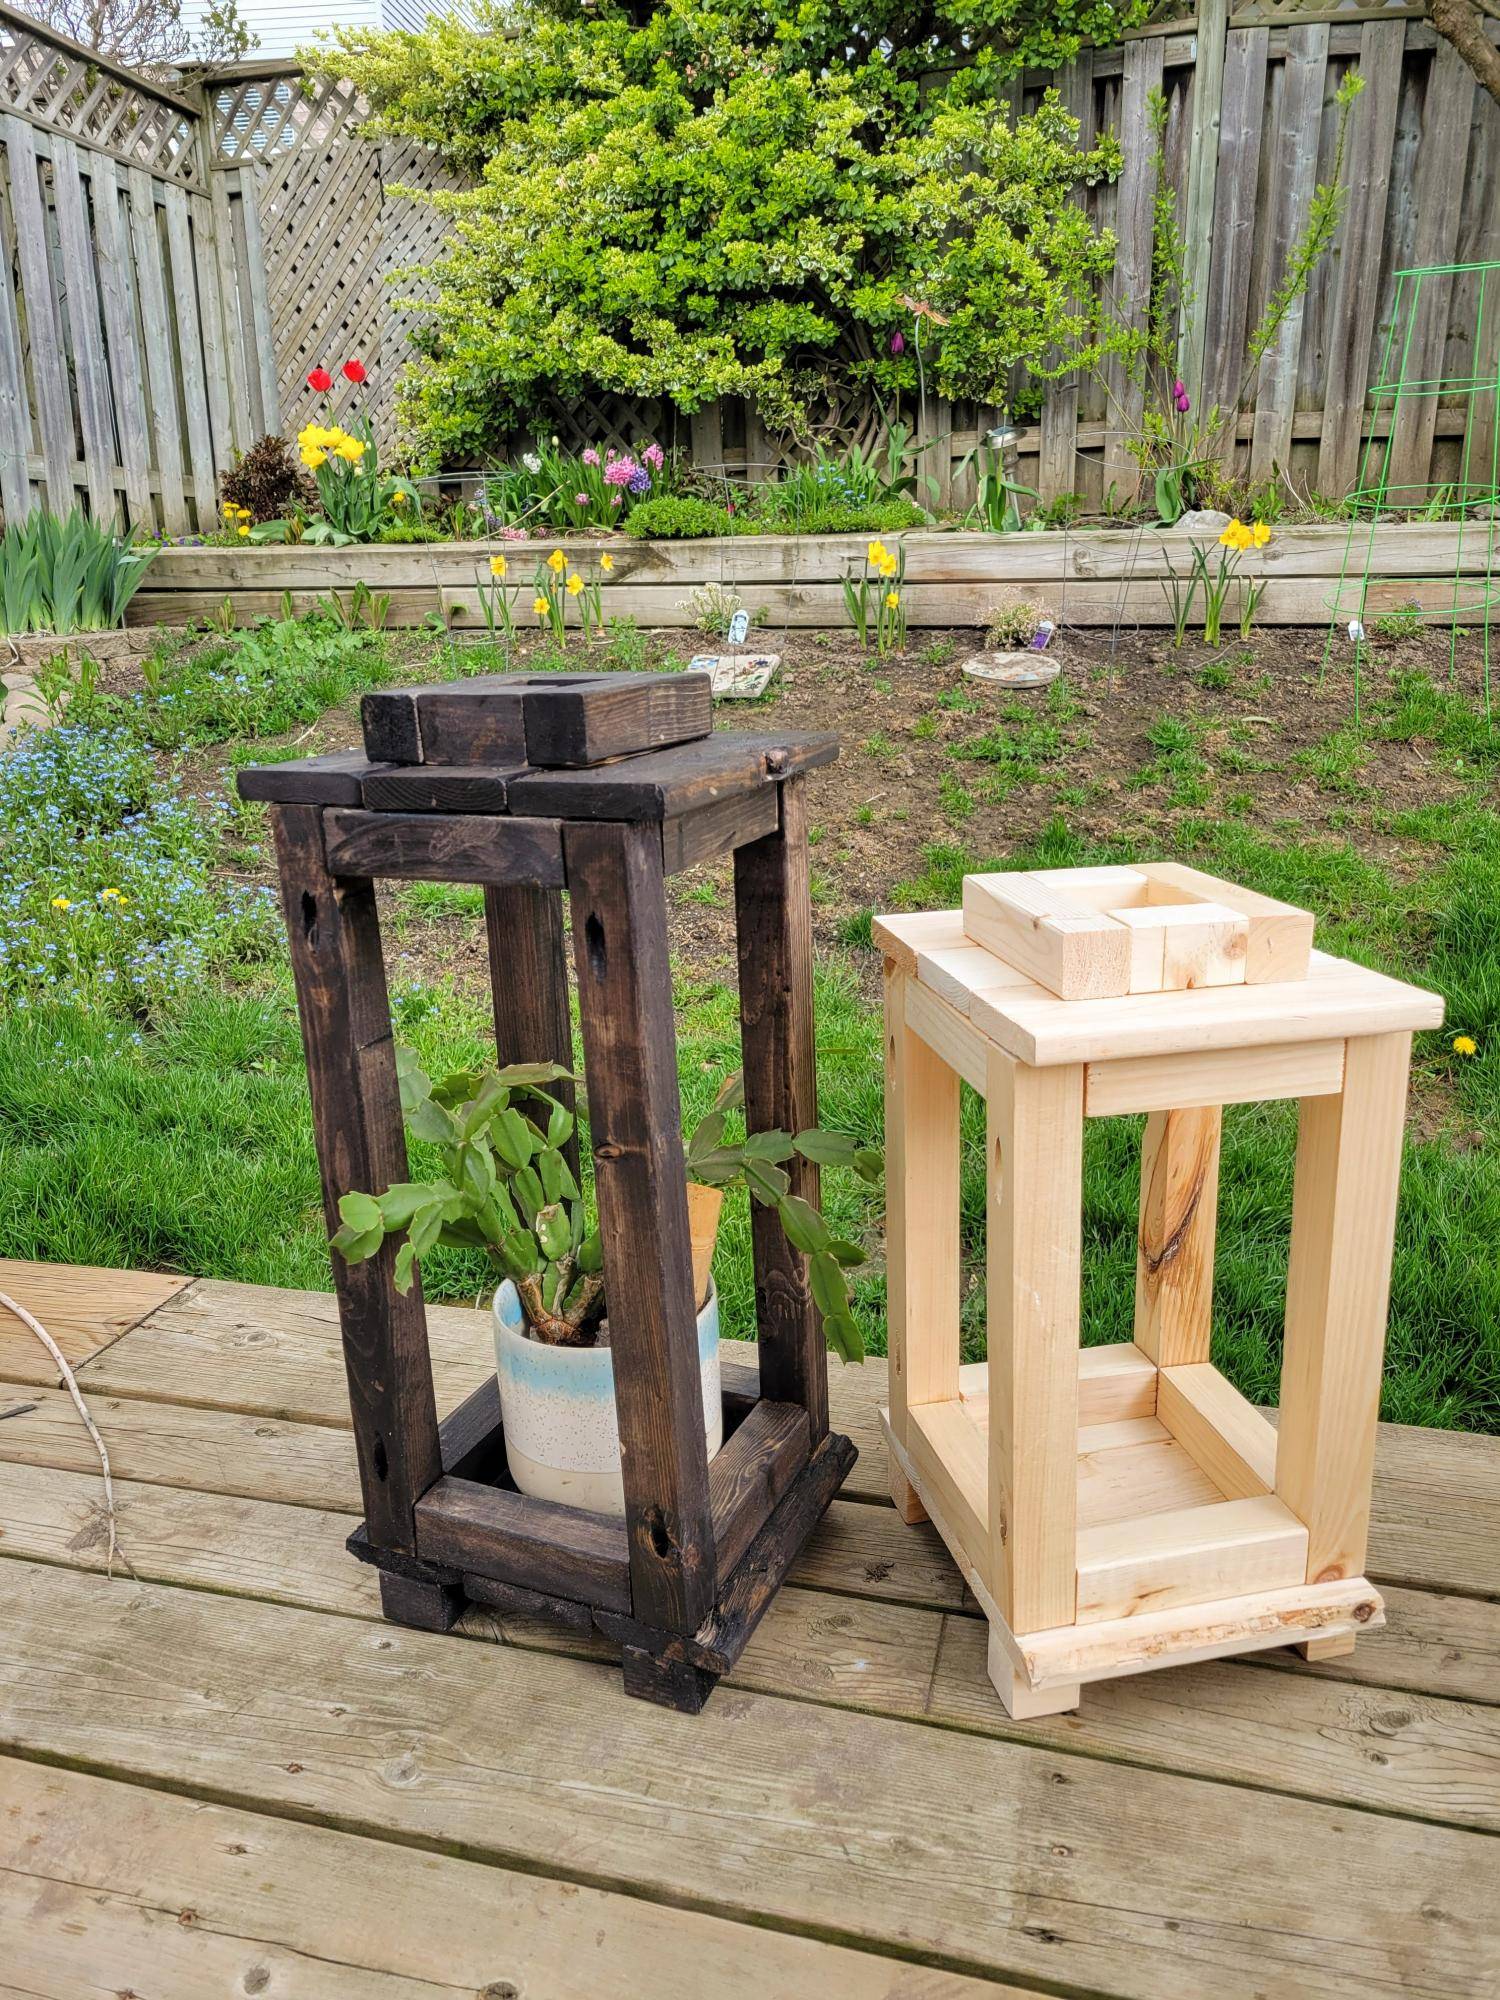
332, 1049, 879, 1514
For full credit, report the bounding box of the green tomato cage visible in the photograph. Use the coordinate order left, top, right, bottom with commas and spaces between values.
1327, 258, 1500, 716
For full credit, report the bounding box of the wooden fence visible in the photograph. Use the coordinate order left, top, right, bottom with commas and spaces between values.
0, 0, 1498, 537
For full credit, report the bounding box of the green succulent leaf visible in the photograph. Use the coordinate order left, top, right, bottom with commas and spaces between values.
827, 1238, 868, 1268
777, 1193, 831, 1254
577, 1229, 603, 1275
493, 1105, 536, 1169
375, 1183, 431, 1230
536, 1201, 572, 1261
742, 1129, 795, 1163
808, 1247, 847, 1316
337, 1190, 382, 1234
686, 1107, 726, 1166
513, 1163, 545, 1221
393, 1239, 418, 1294
407, 1095, 459, 1146
330, 1221, 384, 1263
742, 1157, 791, 1205
821, 1312, 865, 1365
792, 1128, 861, 1167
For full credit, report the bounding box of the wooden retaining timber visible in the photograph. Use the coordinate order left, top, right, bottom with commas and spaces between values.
129, 524, 1497, 631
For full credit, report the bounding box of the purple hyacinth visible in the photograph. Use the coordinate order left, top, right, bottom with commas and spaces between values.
627, 466, 652, 496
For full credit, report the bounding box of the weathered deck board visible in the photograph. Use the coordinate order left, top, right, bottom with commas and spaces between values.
0, 1760, 1020, 2000
4, 1456, 1495, 1832
60, 1275, 1500, 1597
2, 1562, 1495, 2000
0, 1258, 187, 1384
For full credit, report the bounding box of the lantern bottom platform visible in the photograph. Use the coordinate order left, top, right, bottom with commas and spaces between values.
881, 1382, 1383, 1718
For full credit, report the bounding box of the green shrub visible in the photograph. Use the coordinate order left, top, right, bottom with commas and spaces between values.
314, 1, 1139, 460
220, 435, 315, 526
624, 495, 737, 540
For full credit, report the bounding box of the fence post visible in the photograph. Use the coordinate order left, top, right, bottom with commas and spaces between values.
1178, 0, 1229, 414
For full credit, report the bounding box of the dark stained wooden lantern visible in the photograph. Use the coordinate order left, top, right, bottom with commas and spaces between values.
240, 669, 856, 1710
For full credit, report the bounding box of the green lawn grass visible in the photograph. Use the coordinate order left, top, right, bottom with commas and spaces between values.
1, 627, 1497, 1431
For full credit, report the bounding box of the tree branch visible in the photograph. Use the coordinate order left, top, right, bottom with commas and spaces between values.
1432, 0, 1500, 108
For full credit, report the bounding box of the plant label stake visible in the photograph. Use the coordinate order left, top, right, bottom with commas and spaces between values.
241, 670, 856, 1712
876, 862, 1441, 1717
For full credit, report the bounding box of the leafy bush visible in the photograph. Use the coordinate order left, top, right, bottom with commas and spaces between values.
315, 0, 1138, 460
220, 436, 315, 525
1, 511, 156, 633
0, 726, 276, 1015
77, 614, 392, 750
624, 495, 737, 539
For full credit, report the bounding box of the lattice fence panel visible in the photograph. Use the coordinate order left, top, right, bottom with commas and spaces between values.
0, 4, 201, 187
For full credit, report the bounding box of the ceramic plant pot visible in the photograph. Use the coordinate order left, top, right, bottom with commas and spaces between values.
491, 1277, 723, 1515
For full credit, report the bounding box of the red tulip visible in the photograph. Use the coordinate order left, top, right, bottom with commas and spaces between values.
306, 366, 333, 392
342, 358, 367, 384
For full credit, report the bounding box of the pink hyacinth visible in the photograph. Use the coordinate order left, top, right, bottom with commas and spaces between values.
643, 442, 665, 469
575, 492, 590, 505
582, 447, 600, 465
603, 455, 638, 487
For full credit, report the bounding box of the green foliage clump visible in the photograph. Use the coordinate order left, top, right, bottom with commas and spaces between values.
752, 495, 930, 536
76, 613, 391, 750
0, 724, 276, 1016
1, 511, 155, 633
623, 495, 736, 539
313, 0, 1140, 461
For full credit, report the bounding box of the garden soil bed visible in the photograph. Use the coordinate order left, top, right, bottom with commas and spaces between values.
178, 619, 1489, 995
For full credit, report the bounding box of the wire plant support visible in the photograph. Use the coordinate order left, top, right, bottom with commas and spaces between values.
1327, 259, 1500, 722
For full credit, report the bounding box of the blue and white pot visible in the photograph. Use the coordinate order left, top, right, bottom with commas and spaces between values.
491, 1279, 723, 1515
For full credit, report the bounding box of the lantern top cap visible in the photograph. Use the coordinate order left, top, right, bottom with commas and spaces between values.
874, 861, 1443, 1066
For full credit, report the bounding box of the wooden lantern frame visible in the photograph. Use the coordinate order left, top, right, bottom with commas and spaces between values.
243, 670, 855, 1712
875, 864, 1443, 1718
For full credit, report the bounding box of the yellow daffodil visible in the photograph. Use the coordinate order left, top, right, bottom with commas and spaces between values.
1453, 1034, 1478, 1057
885, 590, 900, 608
1219, 519, 1254, 552
533, 596, 550, 617
600, 552, 614, 572
880, 555, 898, 578
566, 572, 584, 596
489, 555, 508, 577
50, 896, 71, 911
1251, 521, 1271, 547
333, 437, 366, 463
867, 540, 888, 566
547, 549, 567, 573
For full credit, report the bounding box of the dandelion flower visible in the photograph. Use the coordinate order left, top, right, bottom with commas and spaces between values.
238, 525, 251, 538
547, 549, 567, 573
1453, 1034, 1478, 1056
50, 896, 71, 910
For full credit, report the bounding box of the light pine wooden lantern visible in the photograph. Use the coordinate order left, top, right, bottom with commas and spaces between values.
876, 862, 1443, 1718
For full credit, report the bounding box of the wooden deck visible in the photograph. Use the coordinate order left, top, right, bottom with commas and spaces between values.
1, 1258, 1497, 1998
